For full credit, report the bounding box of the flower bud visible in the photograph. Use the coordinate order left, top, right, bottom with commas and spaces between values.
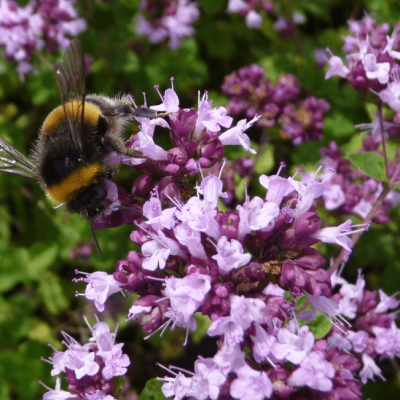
132, 175, 153, 197
167, 147, 189, 165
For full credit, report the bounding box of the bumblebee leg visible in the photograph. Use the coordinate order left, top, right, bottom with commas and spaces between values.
102, 136, 145, 158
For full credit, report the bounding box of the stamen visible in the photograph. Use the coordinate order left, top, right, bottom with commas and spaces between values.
219, 158, 227, 178
277, 161, 286, 176
169, 365, 195, 376
156, 362, 177, 376
154, 85, 164, 101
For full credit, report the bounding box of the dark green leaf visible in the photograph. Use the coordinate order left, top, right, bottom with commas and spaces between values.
139, 379, 167, 400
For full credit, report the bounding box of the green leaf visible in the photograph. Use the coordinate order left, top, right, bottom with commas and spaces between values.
0, 341, 49, 400
347, 152, 387, 182
139, 379, 167, 400
324, 112, 355, 138
307, 312, 333, 339
37, 272, 69, 315
0, 247, 31, 292
254, 144, 274, 175
191, 312, 211, 344
26, 242, 58, 279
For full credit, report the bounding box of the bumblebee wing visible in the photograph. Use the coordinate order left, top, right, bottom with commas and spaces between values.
0, 136, 37, 180
55, 39, 86, 153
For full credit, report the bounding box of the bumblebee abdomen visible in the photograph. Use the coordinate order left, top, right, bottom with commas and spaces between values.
46, 163, 104, 203
40, 101, 103, 136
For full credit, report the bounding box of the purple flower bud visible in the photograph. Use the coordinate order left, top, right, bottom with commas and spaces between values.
170, 109, 197, 143
294, 212, 322, 237
357, 290, 378, 314
198, 157, 212, 168
185, 158, 198, 171
157, 177, 182, 201
216, 210, 240, 240
295, 248, 326, 270
347, 60, 370, 92
132, 175, 153, 197
273, 73, 300, 105
305, 268, 332, 297
167, 147, 189, 165
269, 364, 296, 398
278, 228, 297, 248
200, 288, 231, 320
134, 295, 170, 333
232, 261, 269, 293
264, 295, 290, 333
199, 138, 224, 163
215, 283, 230, 298
162, 163, 181, 175
113, 252, 161, 294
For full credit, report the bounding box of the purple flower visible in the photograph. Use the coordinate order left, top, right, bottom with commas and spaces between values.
0, 0, 86, 79
194, 92, 233, 137
191, 358, 226, 400
237, 196, 280, 240
359, 354, 385, 384
250, 324, 276, 363
325, 50, 350, 79
141, 230, 186, 271
218, 117, 259, 154
136, 0, 199, 49
101, 344, 130, 380
288, 351, 335, 392
230, 365, 273, 400
271, 321, 314, 364
42, 378, 72, 400
161, 371, 193, 400
77, 271, 121, 312
211, 236, 251, 275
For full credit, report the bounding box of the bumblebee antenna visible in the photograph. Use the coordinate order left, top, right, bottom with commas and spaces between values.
90, 221, 103, 259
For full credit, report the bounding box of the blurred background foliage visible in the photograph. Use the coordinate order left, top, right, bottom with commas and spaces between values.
0, 0, 400, 399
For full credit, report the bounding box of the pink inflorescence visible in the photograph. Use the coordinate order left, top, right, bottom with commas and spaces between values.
72, 81, 400, 400
41, 318, 130, 400
325, 14, 400, 94
136, 0, 199, 49
314, 141, 400, 224
222, 64, 330, 145
0, 0, 86, 79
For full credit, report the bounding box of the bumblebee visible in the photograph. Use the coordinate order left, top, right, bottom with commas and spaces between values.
0, 39, 155, 254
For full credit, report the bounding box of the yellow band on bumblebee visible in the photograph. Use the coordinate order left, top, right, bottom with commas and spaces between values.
46, 163, 104, 203
41, 101, 102, 135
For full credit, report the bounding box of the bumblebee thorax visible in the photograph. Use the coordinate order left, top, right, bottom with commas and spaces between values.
40, 101, 103, 136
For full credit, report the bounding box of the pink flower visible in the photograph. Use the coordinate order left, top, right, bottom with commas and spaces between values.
230, 365, 273, 400
288, 351, 335, 392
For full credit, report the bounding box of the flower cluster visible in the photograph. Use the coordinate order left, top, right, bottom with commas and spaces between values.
272, 12, 306, 38
136, 0, 199, 49
73, 83, 373, 397
222, 64, 330, 145
41, 318, 130, 400
226, 0, 274, 29
0, 0, 86, 79
305, 141, 400, 223
328, 270, 400, 385
70, 82, 400, 400
157, 269, 400, 400
325, 14, 400, 99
